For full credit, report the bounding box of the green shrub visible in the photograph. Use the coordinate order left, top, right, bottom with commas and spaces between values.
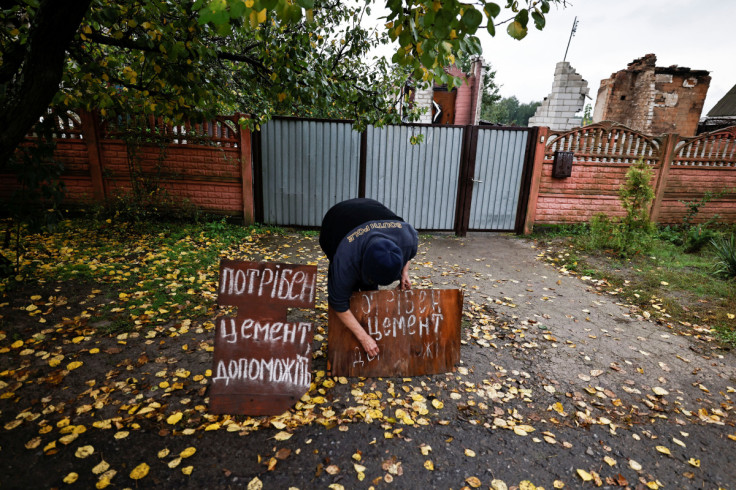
683, 224, 718, 254
619, 159, 655, 235
711, 234, 736, 279
580, 159, 656, 257
94, 188, 202, 224
657, 225, 684, 246
584, 213, 618, 250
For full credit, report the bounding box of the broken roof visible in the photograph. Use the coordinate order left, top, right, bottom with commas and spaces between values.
707, 83, 736, 117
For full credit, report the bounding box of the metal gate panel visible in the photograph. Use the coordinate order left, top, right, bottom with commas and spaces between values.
468, 128, 529, 230
365, 125, 463, 229
261, 119, 361, 226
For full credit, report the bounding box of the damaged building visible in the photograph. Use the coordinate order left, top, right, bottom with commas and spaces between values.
592, 54, 711, 136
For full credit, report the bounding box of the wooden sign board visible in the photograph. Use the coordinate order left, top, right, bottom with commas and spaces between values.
210, 260, 317, 415
328, 289, 463, 377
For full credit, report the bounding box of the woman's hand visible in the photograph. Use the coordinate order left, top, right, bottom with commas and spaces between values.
398, 261, 412, 290
335, 309, 379, 357
359, 333, 379, 357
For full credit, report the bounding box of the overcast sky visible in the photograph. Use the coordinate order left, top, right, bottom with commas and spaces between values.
482, 0, 735, 115
368, 0, 735, 115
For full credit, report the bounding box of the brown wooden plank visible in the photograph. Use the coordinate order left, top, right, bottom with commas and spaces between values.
327, 289, 463, 377
210, 260, 317, 415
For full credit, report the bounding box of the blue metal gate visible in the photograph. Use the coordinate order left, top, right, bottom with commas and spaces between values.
257, 118, 536, 233
467, 128, 531, 231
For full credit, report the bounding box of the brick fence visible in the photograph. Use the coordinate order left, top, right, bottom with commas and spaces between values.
1, 110, 255, 222
524, 123, 736, 232
3, 112, 736, 233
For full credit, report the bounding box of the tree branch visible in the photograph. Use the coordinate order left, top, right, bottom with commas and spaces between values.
0, 0, 93, 165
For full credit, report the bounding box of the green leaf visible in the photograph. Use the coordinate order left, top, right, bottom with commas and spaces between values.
461, 8, 483, 31
507, 20, 527, 40
101, 7, 118, 22
532, 11, 545, 30
541, 1, 550, 14
515, 9, 529, 27
484, 3, 501, 18
398, 29, 412, 48
229, 1, 245, 18
433, 9, 453, 39
421, 8, 436, 27
420, 49, 436, 69
296, 0, 314, 9
288, 4, 302, 22
486, 21, 496, 36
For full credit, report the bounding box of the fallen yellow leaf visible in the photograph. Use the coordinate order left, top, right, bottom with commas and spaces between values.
167, 412, 182, 425
247, 476, 263, 490
629, 460, 642, 471
604, 456, 617, 466
67, 361, 83, 370
182, 466, 193, 475
59, 433, 78, 445
273, 431, 293, 441
92, 460, 110, 475
75, 445, 94, 458
466, 476, 482, 488
424, 460, 434, 470
63, 472, 79, 484
130, 462, 150, 480
25, 436, 41, 449
180, 447, 196, 458
158, 448, 170, 458
655, 446, 671, 456
513, 426, 529, 436
464, 448, 476, 457
688, 458, 701, 468
577, 469, 593, 481
491, 480, 508, 490
96, 475, 112, 489
553, 480, 565, 489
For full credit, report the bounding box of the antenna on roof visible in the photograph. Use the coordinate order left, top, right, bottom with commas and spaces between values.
563, 16, 578, 62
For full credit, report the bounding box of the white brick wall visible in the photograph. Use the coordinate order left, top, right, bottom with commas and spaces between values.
529, 61, 589, 131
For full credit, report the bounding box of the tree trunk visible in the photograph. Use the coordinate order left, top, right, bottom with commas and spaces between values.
0, 0, 92, 165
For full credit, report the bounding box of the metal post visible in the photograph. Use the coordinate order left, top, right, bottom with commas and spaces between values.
563, 17, 578, 62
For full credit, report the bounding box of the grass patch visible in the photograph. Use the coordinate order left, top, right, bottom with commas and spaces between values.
0, 218, 298, 333
534, 224, 736, 348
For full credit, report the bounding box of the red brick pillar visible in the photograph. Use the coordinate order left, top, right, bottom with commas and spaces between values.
79, 109, 106, 202
238, 116, 255, 225
523, 127, 549, 234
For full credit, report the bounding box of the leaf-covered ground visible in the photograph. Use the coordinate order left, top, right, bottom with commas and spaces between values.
0, 220, 734, 489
